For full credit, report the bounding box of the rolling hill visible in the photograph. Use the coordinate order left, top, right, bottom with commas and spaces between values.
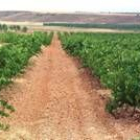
0, 11, 140, 24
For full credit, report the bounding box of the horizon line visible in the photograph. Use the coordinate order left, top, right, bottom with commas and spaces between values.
0, 10, 140, 14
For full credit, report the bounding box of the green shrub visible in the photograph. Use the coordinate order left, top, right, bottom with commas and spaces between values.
0, 31, 53, 130
0, 31, 53, 89
0, 100, 15, 130
59, 32, 140, 114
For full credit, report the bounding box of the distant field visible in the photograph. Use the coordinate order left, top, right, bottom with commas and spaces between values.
0, 21, 131, 33
44, 22, 140, 31
1, 20, 140, 33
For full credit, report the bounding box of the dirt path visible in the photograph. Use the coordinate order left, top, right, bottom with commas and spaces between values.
0, 34, 140, 140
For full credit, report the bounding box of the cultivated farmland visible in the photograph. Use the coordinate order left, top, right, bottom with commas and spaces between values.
60, 32, 140, 115
0, 30, 140, 139
0, 32, 53, 89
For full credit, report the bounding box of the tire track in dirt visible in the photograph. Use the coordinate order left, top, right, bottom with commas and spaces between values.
0, 34, 140, 140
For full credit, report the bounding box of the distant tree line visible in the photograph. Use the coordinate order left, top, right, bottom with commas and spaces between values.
0, 24, 28, 32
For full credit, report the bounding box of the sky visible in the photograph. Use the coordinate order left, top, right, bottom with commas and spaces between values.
0, 0, 140, 13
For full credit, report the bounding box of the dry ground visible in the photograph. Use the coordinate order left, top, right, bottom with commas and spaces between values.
0, 34, 140, 140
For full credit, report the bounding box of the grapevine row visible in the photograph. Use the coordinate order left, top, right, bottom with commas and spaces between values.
59, 32, 140, 115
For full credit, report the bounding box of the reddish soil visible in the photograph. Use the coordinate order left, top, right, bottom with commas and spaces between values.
0, 34, 140, 139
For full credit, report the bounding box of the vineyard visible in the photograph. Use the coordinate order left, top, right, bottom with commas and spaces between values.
0, 31, 53, 130
59, 32, 140, 115
0, 31, 140, 139
0, 32, 53, 89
